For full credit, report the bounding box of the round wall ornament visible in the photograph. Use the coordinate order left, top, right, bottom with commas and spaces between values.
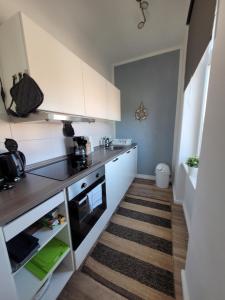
135, 102, 148, 120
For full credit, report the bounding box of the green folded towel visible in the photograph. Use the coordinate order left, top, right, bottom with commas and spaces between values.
25, 238, 69, 280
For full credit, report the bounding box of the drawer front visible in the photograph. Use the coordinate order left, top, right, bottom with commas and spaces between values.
3, 192, 64, 242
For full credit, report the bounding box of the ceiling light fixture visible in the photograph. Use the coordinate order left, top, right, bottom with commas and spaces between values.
136, 0, 149, 29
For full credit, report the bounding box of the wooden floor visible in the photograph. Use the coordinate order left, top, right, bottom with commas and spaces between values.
58, 179, 188, 300
172, 204, 188, 300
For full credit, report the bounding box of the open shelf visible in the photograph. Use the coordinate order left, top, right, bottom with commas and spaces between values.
12, 222, 68, 276
40, 262, 73, 300
14, 247, 71, 300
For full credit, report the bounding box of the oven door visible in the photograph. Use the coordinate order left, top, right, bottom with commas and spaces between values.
68, 176, 106, 250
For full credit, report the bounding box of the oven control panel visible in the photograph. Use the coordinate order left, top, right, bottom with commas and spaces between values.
67, 166, 105, 200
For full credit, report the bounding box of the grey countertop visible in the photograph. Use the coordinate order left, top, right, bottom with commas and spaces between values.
0, 144, 137, 226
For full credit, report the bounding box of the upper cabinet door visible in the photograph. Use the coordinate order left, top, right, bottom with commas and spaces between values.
106, 81, 121, 121
21, 14, 85, 116
0, 14, 28, 106
82, 63, 107, 119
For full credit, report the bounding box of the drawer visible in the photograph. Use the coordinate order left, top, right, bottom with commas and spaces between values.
3, 191, 64, 242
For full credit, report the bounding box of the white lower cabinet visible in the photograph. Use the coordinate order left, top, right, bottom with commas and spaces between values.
0, 147, 138, 300
106, 146, 138, 217
105, 155, 125, 214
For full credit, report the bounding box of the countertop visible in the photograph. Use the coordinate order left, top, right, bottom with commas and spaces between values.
0, 144, 137, 226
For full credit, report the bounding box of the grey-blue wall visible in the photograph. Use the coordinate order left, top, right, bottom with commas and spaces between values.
115, 50, 180, 176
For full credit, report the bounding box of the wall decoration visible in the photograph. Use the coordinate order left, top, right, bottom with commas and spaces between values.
135, 102, 148, 120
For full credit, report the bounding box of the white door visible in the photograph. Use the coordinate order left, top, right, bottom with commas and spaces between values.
21, 14, 85, 116
106, 81, 121, 121
83, 63, 107, 119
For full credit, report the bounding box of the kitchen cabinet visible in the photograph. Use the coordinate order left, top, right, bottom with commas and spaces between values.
105, 155, 124, 214
0, 13, 85, 116
82, 63, 107, 119
106, 81, 121, 121
0, 191, 75, 300
105, 146, 138, 216
22, 15, 85, 116
0, 12, 121, 121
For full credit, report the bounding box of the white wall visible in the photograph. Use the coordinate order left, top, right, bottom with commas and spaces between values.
174, 42, 212, 218
184, 1, 225, 299
0, 109, 115, 165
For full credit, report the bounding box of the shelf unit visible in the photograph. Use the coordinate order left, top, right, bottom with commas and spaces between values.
12, 222, 68, 276
1, 191, 75, 300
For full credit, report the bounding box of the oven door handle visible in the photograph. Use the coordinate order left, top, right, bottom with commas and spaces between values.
78, 196, 88, 206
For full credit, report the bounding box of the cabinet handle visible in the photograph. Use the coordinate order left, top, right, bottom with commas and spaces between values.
127, 150, 131, 154
113, 158, 119, 162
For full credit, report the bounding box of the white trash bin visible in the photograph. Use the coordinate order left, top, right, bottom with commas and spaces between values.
155, 163, 170, 188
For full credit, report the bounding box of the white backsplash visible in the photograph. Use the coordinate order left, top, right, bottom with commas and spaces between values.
0, 111, 115, 165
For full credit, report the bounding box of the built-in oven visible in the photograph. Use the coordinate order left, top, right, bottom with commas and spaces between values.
67, 166, 106, 250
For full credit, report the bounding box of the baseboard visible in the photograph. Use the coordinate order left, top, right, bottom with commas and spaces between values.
181, 270, 190, 300
136, 174, 156, 180
183, 202, 191, 234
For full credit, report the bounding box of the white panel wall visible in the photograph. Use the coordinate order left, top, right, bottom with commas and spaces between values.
174, 43, 211, 206
184, 1, 225, 299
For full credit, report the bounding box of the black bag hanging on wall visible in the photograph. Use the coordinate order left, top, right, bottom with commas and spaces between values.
8, 73, 44, 117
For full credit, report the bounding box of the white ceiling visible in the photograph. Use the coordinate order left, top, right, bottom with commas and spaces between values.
0, 0, 189, 68
71, 0, 190, 64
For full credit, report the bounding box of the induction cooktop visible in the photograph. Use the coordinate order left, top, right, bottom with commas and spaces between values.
28, 156, 100, 181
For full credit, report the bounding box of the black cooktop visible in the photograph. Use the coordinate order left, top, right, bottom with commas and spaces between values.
28, 156, 100, 181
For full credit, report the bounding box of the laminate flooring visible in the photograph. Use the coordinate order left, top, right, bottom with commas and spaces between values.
58, 179, 188, 300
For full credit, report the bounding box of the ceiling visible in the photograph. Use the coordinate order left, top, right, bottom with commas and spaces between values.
71, 0, 190, 64
0, 0, 189, 68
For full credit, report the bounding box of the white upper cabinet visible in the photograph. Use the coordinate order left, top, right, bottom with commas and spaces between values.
0, 12, 121, 121
106, 81, 121, 121
22, 14, 85, 116
82, 63, 107, 119
0, 14, 28, 106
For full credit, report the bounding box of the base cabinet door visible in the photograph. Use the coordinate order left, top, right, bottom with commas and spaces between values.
105, 146, 138, 215
105, 156, 124, 214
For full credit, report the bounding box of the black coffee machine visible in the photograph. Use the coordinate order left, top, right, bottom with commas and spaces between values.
0, 139, 26, 182
73, 136, 87, 161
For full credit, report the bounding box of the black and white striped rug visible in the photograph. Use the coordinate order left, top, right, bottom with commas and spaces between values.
82, 180, 174, 300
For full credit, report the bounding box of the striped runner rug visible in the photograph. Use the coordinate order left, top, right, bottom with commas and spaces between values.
82, 179, 174, 300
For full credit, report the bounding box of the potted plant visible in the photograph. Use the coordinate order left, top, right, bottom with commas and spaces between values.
186, 157, 199, 177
